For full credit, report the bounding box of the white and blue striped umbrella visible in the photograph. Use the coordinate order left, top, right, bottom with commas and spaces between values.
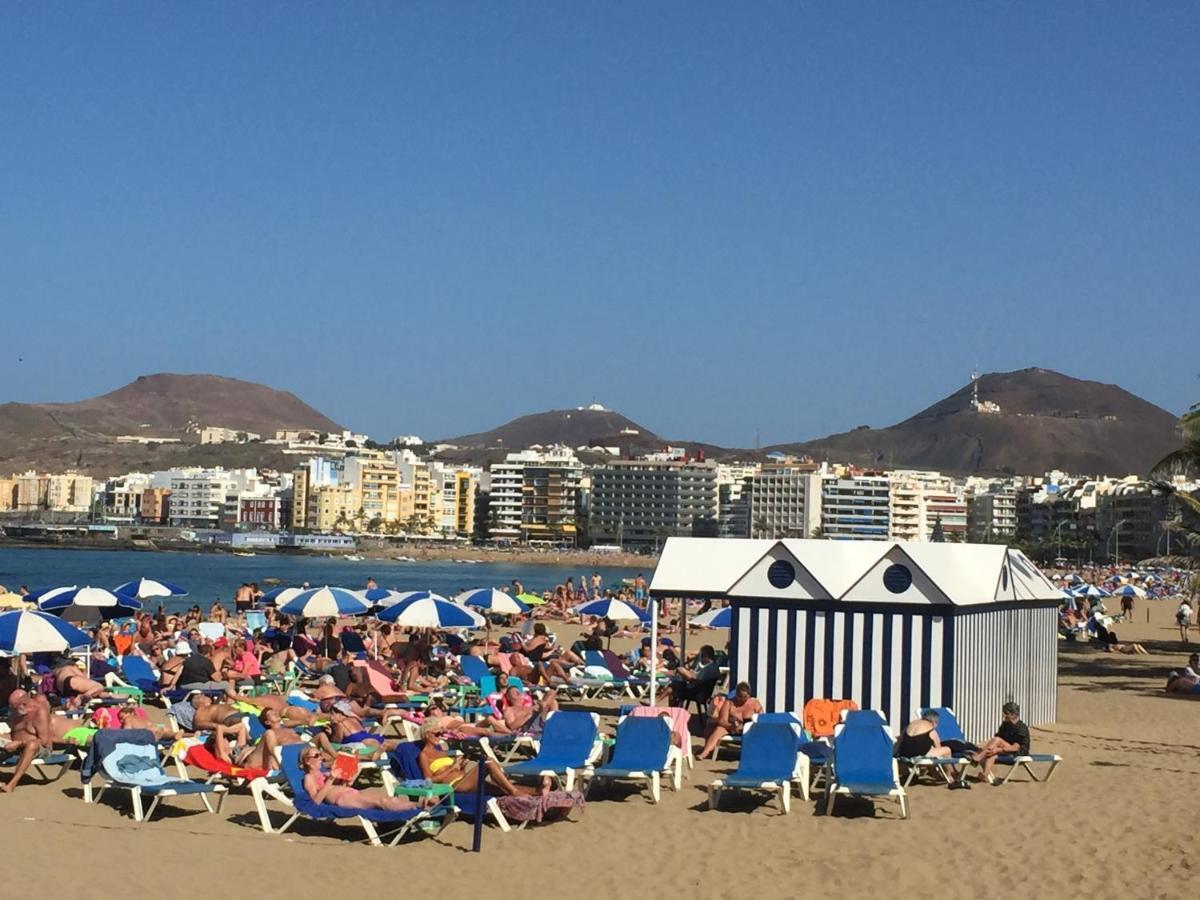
24, 585, 78, 606
690, 606, 732, 628
1071, 584, 1108, 598
376, 593, 485, 628
373, 590, 447, 609
574, 598, 651, 623
358, 587, 404, 605
1111, 584, 1147, 599
262, 586, 306, 606
114, 578, 188, 600
455, 588, 530, 616
0, 610, 92, 654
38, 586, 143, 613
279, 586, 370, 618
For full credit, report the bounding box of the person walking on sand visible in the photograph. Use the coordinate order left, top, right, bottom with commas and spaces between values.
1177, 599, 1193, 644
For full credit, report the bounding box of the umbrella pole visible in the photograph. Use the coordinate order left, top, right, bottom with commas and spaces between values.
678, 597, 687, 664
649, 596, 658, 706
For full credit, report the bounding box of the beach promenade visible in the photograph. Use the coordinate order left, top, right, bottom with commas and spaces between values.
2, 600, 1197, 899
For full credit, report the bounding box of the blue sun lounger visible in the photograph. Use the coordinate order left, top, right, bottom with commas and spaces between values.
504, 711, 601, 791
825, 721, 908, 819
587, 715, 676, 803
384, 740, 513, 832
707, 721, 808, 814
81, 728, 228, 822
263, 744, 452, 846
896, 707, 972, 787
0, 747, 73, 784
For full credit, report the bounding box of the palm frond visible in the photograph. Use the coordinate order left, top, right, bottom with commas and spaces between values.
1152, 439, 1200, 478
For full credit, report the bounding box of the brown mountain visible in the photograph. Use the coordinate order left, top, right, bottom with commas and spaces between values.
0, 374, 343, 475
446, 408, 661, 450
769, 368, 1180, 476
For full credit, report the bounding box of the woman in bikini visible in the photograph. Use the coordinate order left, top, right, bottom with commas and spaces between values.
417, 719, 543, 796
300, 747, 425, 811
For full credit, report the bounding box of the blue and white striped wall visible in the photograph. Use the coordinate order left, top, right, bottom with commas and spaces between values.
729, 601, 1057, 742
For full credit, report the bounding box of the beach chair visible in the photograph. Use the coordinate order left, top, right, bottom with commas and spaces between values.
170, 737, 293, 833
504, 710, 601, 791
601, 650, 651, 698
81, 728, 228, 822
825, 722, 908, 820
260, 744, 452, 846
897, 707, 971, 787
383, 740, 512, 832
104, 655, 163, 706
707, 721, 809, 814
987, 751, 1064, 784
586, 714, 678, 803
0, 741, 74, 784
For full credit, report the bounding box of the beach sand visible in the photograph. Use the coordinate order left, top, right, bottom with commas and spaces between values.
4, 600, 1199, 899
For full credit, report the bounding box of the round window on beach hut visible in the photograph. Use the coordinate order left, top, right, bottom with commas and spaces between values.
767, 559, 796, 589
883, 563, 913, 594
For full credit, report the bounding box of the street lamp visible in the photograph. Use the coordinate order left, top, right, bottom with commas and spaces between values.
1052, 520, 1071, 562
1107, 519, 1129, 564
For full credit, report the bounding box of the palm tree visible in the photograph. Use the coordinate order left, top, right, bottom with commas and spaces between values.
1151, 406, 1200, 556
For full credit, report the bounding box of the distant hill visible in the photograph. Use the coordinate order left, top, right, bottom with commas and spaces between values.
770, 368, 1180, 476
0, 374, 343, 476
445, 408, 661, 450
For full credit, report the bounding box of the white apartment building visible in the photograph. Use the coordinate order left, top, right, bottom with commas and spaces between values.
167, 468, 263, 529
745, 461, 824, 539
887, 471, 969, 542
967, 489, 1018, 540
487, 447, 583, 543
589, 459, 719, 548
821, 472, 891, 540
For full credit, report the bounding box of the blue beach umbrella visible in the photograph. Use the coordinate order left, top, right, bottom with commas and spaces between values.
1111, 584, 1146, 599
279, 586, 370, 618
0, 610, 92, 655
261, 586, 305, 606
455, 588, 530, 617
574, 598, 651, 624
114, 578, 188, 600
376, 593, 484, 628
357, 587, 404, 605
24, 585, 78, 606
39, 586, 143, 614
690, 606, 732, 628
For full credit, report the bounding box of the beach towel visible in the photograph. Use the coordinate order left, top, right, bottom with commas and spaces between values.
169, 699, 196, 732
495, 789, 585, 824
803, 698, 858, 739
82, 729, 178, 789
630, 705, 690, 747
183, 743, 270, 780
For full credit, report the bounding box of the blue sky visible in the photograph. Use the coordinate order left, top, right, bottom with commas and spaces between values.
2, 4, 1197, 446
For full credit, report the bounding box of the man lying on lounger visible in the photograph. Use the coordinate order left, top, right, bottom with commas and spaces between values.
312, 674, 410, 725
53, 660, 121, 707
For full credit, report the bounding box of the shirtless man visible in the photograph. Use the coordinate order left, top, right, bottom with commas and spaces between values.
502, 686, 559, 735
117, 706, 179, 742
189, 694, 252, 746
7, 690, 77, 748
696, 682, 762, 760
234, 692, 317, 726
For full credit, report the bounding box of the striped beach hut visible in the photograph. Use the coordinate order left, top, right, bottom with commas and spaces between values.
650, 538, 1061, 742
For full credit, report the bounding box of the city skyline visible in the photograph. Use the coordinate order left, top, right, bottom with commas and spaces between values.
3, 6, 1198, 445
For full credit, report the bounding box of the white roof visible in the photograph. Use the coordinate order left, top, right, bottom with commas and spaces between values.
650, 537, 1061, 607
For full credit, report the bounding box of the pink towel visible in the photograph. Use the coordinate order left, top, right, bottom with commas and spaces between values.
630, 705, 690, 750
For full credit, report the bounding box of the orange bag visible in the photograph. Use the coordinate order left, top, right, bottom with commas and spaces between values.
803, 698, 859, 738
112, 634, 134, 656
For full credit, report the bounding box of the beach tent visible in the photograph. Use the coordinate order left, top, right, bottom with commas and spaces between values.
650, 538, 1061, 743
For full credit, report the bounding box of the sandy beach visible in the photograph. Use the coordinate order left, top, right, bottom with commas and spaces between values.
4, 600, 1198, 899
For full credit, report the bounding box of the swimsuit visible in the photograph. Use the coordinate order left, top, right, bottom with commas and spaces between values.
310, 771, 354, 804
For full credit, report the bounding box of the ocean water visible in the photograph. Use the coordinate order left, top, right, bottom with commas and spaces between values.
0, 546, 644, 613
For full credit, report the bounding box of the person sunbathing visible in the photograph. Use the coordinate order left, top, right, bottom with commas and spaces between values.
53, 661, 118, 706
696, 682, 762, 760
417, 719, 542, 796
116, 706, 179, 741
896, 710, 954, 760
501, 686, 559, 736
188, 694, 252, 745
311, 676, 409, 725
300, 746, 427, 811
234, 693, 318, 726
324, 707, 398, 757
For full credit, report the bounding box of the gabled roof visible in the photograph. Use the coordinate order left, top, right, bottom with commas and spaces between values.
650, 537, 1061, 606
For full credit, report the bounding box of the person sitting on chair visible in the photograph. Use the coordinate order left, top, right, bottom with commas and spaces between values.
896, 709, 953, 759
663, 645, 719, 708
696, 681, 761, 760
971, 701, 1030, 785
